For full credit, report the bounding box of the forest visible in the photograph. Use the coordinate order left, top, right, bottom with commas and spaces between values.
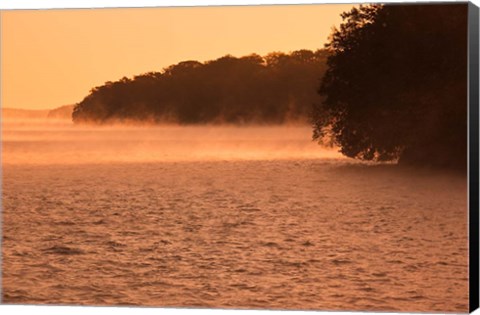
72, 50, 328, 124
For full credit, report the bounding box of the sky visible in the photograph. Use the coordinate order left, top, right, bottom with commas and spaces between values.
1, 3, 354, 110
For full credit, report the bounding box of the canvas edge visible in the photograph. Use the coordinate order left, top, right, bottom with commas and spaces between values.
469, 1, 480, 313
0, 1, 477, 313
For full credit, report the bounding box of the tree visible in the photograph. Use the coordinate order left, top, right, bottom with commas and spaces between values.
72, 50, 327, 125
313, 4, 468, 169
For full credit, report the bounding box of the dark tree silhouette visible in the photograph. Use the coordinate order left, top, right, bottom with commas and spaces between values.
313, 4, 468, 169
72, 50, 328, 125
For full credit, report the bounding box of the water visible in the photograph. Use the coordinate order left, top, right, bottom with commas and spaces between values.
1, 119, 469, 312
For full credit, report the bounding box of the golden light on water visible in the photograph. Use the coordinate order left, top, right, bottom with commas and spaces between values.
2, 119, 344, 165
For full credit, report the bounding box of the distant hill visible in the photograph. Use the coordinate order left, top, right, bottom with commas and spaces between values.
47, 105, 74, 120
2, 105, 74, 120
2, 108, 50, 119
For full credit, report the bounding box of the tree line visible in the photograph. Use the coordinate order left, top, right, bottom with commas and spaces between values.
72, 50, 328, 124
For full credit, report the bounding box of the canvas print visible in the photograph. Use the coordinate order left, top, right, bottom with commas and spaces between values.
1, 2, 478, 313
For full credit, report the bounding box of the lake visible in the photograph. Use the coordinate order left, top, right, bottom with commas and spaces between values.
1, 120, 469, 312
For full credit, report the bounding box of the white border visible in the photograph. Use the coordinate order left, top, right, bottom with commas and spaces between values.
0, 0, 478, 10
0, 1, 478, 315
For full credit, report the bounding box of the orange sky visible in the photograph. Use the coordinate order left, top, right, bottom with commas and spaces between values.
1, 4, 354, 110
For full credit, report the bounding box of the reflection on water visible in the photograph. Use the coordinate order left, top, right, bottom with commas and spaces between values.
1, 119, 469, 312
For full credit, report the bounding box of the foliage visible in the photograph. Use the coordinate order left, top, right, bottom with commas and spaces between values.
73, 50, 328, 125
313, 4, 468, 169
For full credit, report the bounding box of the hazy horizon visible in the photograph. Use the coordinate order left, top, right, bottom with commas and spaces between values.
1, 3, 353, 110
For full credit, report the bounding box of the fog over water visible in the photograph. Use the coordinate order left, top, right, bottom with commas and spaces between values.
2, 119, 343, 165
2, 118, 468, 312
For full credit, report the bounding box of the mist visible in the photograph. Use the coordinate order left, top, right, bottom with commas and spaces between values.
2, 118, 344, 165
